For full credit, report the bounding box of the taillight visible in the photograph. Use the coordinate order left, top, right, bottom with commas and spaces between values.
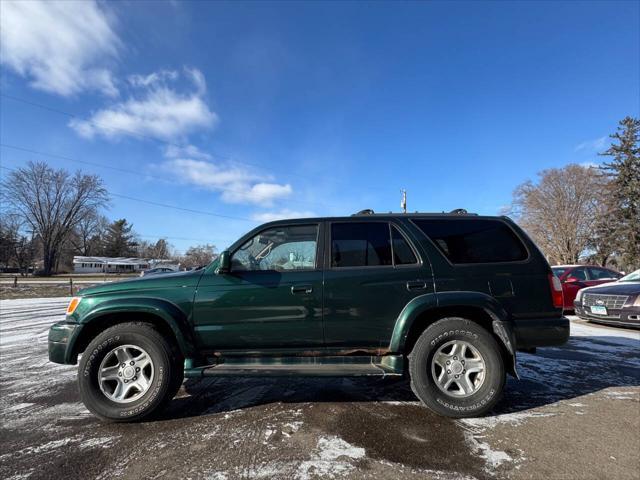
548, 274, 564, 309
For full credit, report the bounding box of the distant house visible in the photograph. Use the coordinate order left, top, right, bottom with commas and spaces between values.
73, 256, 178, 274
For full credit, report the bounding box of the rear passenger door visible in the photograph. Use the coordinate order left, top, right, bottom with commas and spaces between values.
322, 220, 433, 350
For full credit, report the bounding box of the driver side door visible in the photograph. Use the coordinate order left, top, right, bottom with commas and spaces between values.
192, 222, 325, 353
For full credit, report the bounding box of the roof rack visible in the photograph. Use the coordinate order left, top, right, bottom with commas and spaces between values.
351, 208, 476, 216
352, 209, 375, 216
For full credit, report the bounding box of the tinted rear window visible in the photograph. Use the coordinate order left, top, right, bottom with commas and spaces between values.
412, 219, 528, 264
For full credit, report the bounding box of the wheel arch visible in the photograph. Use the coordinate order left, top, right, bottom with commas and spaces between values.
70, 299, 195, 362
390, 292, 518, 377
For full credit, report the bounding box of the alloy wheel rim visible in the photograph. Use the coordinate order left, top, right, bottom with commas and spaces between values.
98, 344, 154, 404
430, 340, 486, 398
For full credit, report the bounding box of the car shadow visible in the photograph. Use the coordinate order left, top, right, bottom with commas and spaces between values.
157, 333, 639, 422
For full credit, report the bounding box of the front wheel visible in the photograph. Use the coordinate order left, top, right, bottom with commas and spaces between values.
409, 317, 505, 418
78, 322, 181, 422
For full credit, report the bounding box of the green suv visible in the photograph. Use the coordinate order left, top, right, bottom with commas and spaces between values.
49, 211, 569, 421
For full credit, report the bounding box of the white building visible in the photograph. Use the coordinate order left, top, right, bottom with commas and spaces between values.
73, 256, 178, 274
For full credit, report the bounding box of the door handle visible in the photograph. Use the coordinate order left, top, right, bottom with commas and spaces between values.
406, 280, 427, 291
291, 284, 313, 294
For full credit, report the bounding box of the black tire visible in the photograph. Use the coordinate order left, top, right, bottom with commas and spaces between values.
409, 317, 505, 418
78, 322, 181, 422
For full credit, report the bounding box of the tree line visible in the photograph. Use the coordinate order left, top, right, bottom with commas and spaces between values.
0, 164, 216, 275
509, 116, 639, 271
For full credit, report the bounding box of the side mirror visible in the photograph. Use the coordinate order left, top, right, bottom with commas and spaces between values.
564, 276, 579, 283
216, 250, 231, 274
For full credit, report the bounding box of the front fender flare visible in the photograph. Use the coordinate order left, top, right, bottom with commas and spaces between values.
77, 297, 196, 358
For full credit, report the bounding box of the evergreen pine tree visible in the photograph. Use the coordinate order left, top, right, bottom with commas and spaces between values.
104, 219, 137, 257
600, 116, 640, 270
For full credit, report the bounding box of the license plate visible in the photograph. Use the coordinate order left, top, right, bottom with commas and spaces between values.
590, 305, 608, 315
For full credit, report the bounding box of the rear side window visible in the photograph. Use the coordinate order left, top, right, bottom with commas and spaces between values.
587, 267, 619, 280
331, 223, 392, 267
412, 219, 528, 264
391, 225, 418, 265
569, 267, 588, 281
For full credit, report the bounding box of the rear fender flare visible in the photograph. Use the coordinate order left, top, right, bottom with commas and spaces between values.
390, 291, 518, 378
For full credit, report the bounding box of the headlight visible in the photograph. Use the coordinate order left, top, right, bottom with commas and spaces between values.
634, 296, 640, 307
576, 289, 585, 303
66, 297, 82, 315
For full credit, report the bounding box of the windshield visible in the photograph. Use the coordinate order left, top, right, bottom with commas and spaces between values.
619, 269, 640, 282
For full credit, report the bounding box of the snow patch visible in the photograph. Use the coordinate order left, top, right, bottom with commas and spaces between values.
461, 411, 556, 429
463, 430, 513, 473
295, 436, 366, 480
603, 390, 638, 400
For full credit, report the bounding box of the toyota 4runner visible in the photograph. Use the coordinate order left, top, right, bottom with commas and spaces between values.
49, 211, 569, 421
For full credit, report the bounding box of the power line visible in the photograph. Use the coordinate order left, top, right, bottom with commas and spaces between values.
0, 164, 255, 222
0, 93, 345, 188
0, 164, 237, 248
0, 142, 338, 209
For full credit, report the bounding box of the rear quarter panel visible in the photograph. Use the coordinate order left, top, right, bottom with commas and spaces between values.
403, 217, 558, 320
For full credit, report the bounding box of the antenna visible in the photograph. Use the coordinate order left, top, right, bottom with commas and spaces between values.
400, 189, 407, 214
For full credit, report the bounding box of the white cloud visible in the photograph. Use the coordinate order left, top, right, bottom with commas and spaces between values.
69, 68, 217, 140
0, 0, 120, 97
128, 70, 178, 88
164, 144, 212, 161
574, 136, 607, 152
251, 209, 317, 223
161, 155, 292, 206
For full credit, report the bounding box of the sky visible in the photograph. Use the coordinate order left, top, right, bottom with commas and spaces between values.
1, 0, 638, 254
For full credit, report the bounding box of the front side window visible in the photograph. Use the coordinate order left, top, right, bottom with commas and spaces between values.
231, 224, 318, 272
413, 218, 528, 264
569, 267, 588, 281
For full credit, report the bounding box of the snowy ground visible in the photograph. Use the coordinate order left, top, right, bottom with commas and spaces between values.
0, 298, 638, 480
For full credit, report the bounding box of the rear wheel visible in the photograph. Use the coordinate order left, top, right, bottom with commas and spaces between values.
78, 322, 181, 422
409, 317, 505, 418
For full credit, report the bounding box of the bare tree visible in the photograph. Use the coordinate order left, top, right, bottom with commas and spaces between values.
69, 213, 109, 256
1, 162, 109, 275
13, 235, 36, 275
181, 244, 216, 269
510, 164, 609, 265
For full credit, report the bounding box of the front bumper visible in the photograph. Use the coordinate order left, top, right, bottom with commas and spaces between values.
512, 317, 570, 349
48, 322, 82, 364
574, 301, 640, 328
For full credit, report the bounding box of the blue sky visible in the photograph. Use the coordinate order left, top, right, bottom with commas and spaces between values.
1, 1, 638, 253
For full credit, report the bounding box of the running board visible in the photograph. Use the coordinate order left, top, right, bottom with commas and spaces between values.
184, 355, 404, 378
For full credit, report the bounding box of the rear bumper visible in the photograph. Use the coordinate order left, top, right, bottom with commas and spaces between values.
512, 317, 570, 349
48, 322, 82, 364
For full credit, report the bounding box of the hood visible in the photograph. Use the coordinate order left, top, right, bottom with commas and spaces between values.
78, 269, 204, 296
581, 281, 640, 296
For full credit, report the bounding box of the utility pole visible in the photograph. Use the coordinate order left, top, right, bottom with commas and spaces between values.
400, 189, 407, 214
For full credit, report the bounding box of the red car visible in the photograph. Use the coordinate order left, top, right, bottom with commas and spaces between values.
552, 265, 622, 311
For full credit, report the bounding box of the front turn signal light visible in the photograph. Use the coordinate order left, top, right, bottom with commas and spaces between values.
66, 297, 81, 315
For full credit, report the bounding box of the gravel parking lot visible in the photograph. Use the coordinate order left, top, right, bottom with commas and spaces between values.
1, 298, 638, 480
